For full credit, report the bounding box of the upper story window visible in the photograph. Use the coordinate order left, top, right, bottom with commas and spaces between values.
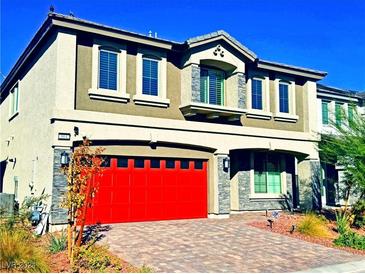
9, 83, 19, 118
253, 152, 283, 194
251, 78, 263, 110
335, 102, 343, 126
279, 82, 289, 113
322, 100, 329, 125
99, 49, 118, 90
89, 42, 129, 103
348, 104, 355, 123
142, 57, 159, 96
200, 68, 225, 105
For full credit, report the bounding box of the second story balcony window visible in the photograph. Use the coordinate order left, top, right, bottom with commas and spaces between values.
251, 78, 263, 110
142, 57, 159, 96
99, 49, 118, 90
200, 68, 225, 106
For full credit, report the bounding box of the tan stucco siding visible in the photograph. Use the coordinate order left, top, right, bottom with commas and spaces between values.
75, 43, 185, 120
242, 82, 306, 132
0, 31, 77, 205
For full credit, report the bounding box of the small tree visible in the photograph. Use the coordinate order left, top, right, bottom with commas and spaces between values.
319, 106, 365, 205
61, 137, 104, 263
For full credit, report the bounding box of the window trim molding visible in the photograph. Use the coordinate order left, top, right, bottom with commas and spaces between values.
88, 41, 129, 103
134, 48, 169, 107
249, 152, 287, 199
8, 80, 20, 121
246, 73, 272, 119
273, 77, 297, 122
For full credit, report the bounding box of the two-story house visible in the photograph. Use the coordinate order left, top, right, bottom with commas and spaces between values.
1, 13, 327, 227
316, 84, 365, 207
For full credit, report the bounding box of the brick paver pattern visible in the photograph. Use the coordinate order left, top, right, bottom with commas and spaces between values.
100, 214, 364, 272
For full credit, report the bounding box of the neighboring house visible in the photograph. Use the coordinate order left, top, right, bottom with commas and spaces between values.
1, 12, 328, 227
316, 84, 365, 207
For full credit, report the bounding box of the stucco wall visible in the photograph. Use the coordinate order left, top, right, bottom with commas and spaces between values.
0, 31, 77, 207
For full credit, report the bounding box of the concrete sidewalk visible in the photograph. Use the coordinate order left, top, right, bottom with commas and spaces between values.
297, 260, 365, 273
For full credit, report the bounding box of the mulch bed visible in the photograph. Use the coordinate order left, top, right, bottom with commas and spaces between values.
248, 213, 365, 256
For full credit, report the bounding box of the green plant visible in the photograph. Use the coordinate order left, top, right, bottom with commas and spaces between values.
335, 210, 350, 234
49, 231, 67, 254
352, 199, 365, 228
75, 244, 122, 272
0, 227, 50, 272
297, 212, 330, 238
138, 265, 154, 273
334, 231, 365, 250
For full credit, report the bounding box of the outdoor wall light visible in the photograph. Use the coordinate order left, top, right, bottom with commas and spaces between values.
223, 157, 230, 170
60, 151, 70, 166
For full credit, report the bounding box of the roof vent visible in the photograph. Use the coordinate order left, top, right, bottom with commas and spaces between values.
49, 5, 55, 12
69, 11, 75, 17
148, 30, 152, 37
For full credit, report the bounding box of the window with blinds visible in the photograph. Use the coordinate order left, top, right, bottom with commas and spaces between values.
142, 58, 159, 96
322, 101, 329, 125
335, 102, 343, 126
99, 50, 118, 90
254, 152, 282, 194
279, 82, 289, 113
200, 68, 224, 105
252, 79, 263, 110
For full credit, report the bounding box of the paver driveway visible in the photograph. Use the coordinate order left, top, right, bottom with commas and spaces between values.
99, 215, 364, 272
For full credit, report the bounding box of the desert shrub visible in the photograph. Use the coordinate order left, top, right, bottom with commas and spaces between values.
335, 211, 351, 234
138, 265, 154, 273
49, 231, 67, 254
334, 231, 365, 250
0, 227, 49, 272
297, 212, 330, 238
75, 244, 122, 272
352, 199, 365, 228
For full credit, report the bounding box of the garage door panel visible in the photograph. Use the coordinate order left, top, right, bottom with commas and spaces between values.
85, 156, 207, 224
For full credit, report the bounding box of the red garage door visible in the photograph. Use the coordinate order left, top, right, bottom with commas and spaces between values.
85, 157, 207, 224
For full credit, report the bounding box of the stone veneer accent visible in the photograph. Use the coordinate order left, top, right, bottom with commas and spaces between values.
235, 170, 293, 211
191, 65, 201, 102
50, 148, 70, 224
298, 160, 322, 211
237, 72, 246, 109
217, 155, 231, 214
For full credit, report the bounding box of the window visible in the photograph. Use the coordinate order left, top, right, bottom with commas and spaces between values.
322, 101, 329, 125
194, 160, 203, 170
279, 82, 289, 113
99, 50, 118, 90
134, 158, 144, 168
101, 156, 111, 167
253, 153, 282, 194
180, 160, 189, 169
166, 159, 175, 169
251, 79, 263, 110
348, 104, 355, 123
150, 159, 160, 169
200, 68, 225, 105
142, 58, 159, 96
117, 157, 128, 168
9, 83, 19, 117
335, 102, 343, 126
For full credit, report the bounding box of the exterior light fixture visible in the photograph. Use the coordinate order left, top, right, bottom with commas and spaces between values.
223, 157, 230, 170
60, 151, 69, 166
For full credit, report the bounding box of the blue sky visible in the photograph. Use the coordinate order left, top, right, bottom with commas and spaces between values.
1, 0, 365, 91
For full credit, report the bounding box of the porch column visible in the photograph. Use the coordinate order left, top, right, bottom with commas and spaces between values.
297, 159, 322, 210
50, 147, 71, 225
191, 64, 201, 102
212, 153, 231, 216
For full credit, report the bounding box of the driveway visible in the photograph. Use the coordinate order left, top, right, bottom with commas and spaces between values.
100, 215, 365, 272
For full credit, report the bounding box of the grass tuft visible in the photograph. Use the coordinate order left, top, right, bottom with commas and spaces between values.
297, 212, 330, 238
